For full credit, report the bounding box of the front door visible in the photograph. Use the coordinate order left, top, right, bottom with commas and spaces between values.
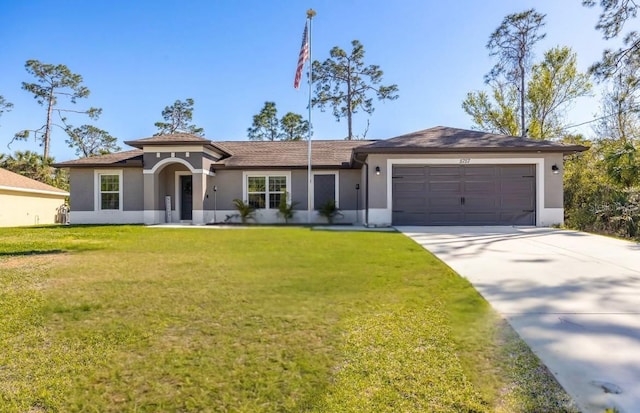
180, 175, 193, 220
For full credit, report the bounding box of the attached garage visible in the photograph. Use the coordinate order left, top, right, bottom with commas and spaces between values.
352, 126, 589, 227
392, 164, 535, 226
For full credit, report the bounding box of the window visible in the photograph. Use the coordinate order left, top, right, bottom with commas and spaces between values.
95, 170, 122, 211
246, 174, 287, 209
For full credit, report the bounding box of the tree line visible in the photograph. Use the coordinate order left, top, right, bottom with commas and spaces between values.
0, 38, 398, 189
464, 2, 639, 239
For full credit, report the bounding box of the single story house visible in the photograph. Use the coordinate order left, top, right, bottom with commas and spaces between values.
0, 167, 69, 227
54, 126, 587, 227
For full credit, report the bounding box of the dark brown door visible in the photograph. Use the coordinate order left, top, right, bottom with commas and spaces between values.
392, 165, 535, 226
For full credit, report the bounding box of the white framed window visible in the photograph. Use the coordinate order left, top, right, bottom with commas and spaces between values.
94, 170, 123, 211
243, 172, 291, 209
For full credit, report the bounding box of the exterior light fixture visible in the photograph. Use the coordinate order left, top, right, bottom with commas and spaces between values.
375, 166, 381, 175
551, 164, 560, 174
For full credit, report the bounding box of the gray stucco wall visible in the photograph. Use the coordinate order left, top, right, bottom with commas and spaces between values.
544, 153, 564, 208
205, 170, 243, 210
339, 169, 361, 210
69, 167, 143, 211
123, 169, 144, 211
69, 168, 94, 211
291, 170, 308, 210
365, 152, 566, 209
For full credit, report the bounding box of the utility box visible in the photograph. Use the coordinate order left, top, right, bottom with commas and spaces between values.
165, 196, 172, 223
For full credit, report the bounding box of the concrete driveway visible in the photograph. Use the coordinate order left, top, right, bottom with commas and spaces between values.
398, 226, 640, 413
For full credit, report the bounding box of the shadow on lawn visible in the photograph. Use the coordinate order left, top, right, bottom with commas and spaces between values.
0, 249, 67, 257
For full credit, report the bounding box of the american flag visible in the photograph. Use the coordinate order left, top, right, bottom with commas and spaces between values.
294, 22, 309, 89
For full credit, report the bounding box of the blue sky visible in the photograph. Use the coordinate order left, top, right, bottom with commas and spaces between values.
0, 0, 615, 162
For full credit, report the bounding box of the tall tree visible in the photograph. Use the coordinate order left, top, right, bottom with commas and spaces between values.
154, 98, 204, 136
312, 40, 399, 140
247, 102, 308, 141
279, 112, 309, 141
463, 46, 591, 139
462, 81, 519, 135
485, 9, 546, 136
248, 101, 280, 141
583, 0, 639, 80
15, 60, 101, 159
526, 46, 592, 138
65, 124, 121, 158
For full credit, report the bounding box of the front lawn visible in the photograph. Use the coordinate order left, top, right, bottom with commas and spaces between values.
0, 226, 576, 412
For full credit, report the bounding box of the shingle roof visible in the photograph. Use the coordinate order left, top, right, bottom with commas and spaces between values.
214, 140, 373, 168
53, 150, 143, 167
0, 167, 69, 195
354, 126, 589, 154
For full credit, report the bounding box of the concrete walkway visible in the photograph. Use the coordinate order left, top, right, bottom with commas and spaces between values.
398, 226, 640, 413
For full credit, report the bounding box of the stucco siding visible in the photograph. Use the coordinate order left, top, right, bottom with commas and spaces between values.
123, 168, 144, 211
338, 169, 361, 210
543, 153, 564, 208
0, 190, 66, 227
69, 168, 95, 211
207, 170, 243, 210
291, 170, 308, 210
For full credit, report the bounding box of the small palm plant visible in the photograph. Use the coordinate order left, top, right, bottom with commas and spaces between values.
277, 191, 299, 224
318, 199, 342, 224
232, 199, 256, 224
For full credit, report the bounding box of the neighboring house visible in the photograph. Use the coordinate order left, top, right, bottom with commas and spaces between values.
0, 167, 69, 227
54, 126, 587, 227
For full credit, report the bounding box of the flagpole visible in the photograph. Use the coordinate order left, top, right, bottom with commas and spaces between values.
306, 9, 315, 224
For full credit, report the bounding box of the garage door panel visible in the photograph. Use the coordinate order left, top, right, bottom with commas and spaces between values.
429, 182, 462, 192
392, 164, 536, 226
429, 196, 463, 208
395, 182, 427, 192
464, 181, 498, 193
428, 166, 462, 176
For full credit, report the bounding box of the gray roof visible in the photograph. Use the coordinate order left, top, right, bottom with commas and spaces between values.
214, 140, 373, 169
353, 126, 589, 155
53, 150, 143, 167
55, 126, 589, 170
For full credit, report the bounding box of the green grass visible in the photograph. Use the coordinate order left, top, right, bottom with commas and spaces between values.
0, 226, 577, 412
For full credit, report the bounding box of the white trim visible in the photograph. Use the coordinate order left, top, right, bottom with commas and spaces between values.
242, 171, 292, 210
141, 145, 224, 159
311, 170, 340, 209
0, 185, 68, 197
175, 171, 192, 222
71, 210, 144, 224
203, 209, 358, 225
142, 157, 216, 176
145, 158, 195, 174
94, 169, 123, 212
384, 157, 546, 226
540, 208, 564, 226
